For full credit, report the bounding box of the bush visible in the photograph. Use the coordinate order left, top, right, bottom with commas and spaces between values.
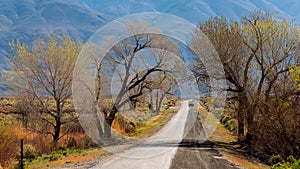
224, 119, 237, 134
49, 152, 61, 161
66, 137, 77, 148
0, 124, 19, 168
271, 156, 300, 169
24, 144, 39, 161
270, 155, 283, 165
14, 160, 24, 169
115, 114, 137, 134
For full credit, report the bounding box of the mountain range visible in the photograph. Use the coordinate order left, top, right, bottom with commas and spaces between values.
0, 0, 300, 95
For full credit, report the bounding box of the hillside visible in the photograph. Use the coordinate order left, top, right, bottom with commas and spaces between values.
0, 0, 299, 95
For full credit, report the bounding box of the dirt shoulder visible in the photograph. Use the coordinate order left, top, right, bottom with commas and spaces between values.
198, 105, 270, 169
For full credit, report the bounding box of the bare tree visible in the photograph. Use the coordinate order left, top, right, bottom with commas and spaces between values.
96, 29, 179, 138
7, 35, 81, 146
146, 71, 176, 113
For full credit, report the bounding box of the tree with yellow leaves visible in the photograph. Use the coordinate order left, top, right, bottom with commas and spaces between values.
7, 34, 81, 146
290, 66, 300, 91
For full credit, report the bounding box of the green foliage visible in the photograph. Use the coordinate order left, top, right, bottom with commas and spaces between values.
290, 66, 300, 91
14, 160, 24, 169
23, 144, 41, 161
271, 155, 283, 165
49, 152, 61, 161
271, 156, 300, 169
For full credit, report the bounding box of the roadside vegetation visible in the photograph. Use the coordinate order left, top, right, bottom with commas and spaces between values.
0, 97, 178, 168
199, 101, 269, 169
195, 10, 300, 168
271, 156, 300, 169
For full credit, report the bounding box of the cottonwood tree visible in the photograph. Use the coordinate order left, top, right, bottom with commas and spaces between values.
96, 30, 179, 138
146, 71, 176, 113
194, 11, 300, 153
194, 16, 251, 142
7, 35, 81, 146
240, 11, 300, 147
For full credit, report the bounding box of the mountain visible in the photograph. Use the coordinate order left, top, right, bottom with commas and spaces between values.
72, 0, 300, 25
0, 0, 300, 95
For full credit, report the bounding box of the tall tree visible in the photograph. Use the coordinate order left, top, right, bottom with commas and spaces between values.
98, 31, 179, 138
240, 11, 300, 145
194, 16, 251, 142
194, 11, 300, 148
7, 35, 81, 146
146, 71, 176, 113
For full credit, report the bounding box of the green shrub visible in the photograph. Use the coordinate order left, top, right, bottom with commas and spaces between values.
270, 155, 283, 165
271, 155, 300, 169
14, 159, 24, 169
62, 151, 67, 156
24, 145, 39, 161
49, 153, 60, 161
42, 155, 50, 160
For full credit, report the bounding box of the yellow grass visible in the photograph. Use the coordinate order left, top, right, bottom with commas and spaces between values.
133, 108, 178, 138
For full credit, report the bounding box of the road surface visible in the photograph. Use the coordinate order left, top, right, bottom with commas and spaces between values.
90, 100, 240, 169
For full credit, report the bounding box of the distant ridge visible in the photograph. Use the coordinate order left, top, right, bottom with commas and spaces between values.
0, 0, 299, 95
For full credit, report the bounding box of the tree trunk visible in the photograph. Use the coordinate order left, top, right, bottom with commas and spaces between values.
155, 90, 159, 113
245, 108, 254, 145
104, 106, 118, 138
149, 91, 153, 111
53, 119, 61, 147
95, 114, 104, 139
20, 139, 24, 169
53, 100, 62, 147
238, 108, 245, 143
104, 118, 112, 138
157, 94, 164, 113
237, 92, 247, 143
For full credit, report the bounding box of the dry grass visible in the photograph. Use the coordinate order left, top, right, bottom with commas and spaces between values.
26, 148, 107, 169
209, 122, 237, 143
0, 124, 19, 168
224, 153, 270, 169
0, 97, 179, 168
132, 108, 178, 138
